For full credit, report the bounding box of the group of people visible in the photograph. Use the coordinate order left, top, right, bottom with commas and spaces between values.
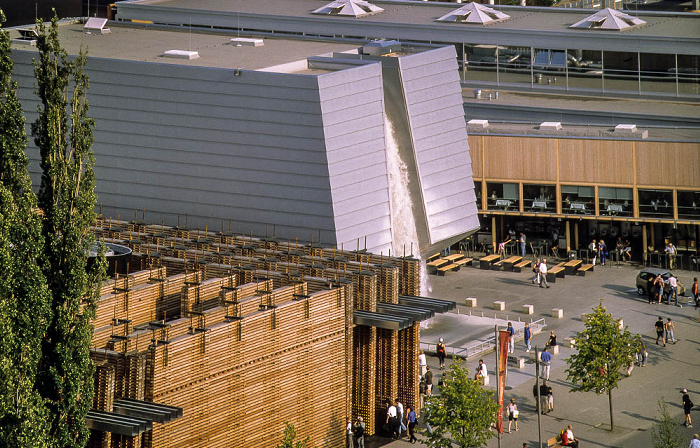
655, 316, 678, 347
382, 399, 418, 443
646, 273, 682, 306
530, 258, 551, 288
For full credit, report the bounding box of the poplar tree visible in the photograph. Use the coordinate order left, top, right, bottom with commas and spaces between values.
31, 13, 106, 447
565, 301, 637, 431
0, 9, 51, 448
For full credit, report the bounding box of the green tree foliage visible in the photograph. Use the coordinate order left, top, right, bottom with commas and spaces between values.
276, 422, 310, 448
651, 399, 683, 448
565, 301, 637, 431
0, 9, 52, 447
423, 358, 498, 448
31, 13, 106, 448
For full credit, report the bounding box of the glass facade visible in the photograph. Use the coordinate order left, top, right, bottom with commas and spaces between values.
524, 184, 556, 213
598, 187, 633, 217
562, 185, 595, 215
638, 189, 674, 218
462, 44, 699, 98
487, 182, 519, 210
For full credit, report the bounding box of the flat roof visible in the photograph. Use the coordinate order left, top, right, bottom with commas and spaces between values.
10, 21, 359, 72
116, 0, 700, 43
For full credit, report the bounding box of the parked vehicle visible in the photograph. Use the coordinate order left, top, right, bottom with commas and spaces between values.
635, 267, 686, 296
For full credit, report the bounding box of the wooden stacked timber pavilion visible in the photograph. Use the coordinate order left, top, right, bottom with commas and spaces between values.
87, 217, 455, 448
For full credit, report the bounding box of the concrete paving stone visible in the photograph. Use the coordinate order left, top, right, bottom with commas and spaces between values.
377, 260, 700, 448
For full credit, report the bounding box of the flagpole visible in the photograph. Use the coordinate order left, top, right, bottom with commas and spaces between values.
535, 345, 542, 448
495, 325, 501, 448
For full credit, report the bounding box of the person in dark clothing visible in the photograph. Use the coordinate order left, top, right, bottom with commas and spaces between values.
436, 338, 446, 370
647, 276, 656, 304
539, 381, 550, 414
682, 388, 694, 427
425, 366, 434, 396
406, 406, 418, 443
655, 316, 666, 346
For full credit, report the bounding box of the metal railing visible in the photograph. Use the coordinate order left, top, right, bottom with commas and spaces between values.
420, 314, 547, 360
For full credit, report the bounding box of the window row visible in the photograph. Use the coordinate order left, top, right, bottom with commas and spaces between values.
477, 183, 700, 219
457, 45, 700, 97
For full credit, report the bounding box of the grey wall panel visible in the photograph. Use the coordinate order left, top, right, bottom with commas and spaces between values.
12, 50, 342, 244
397, 46, 479, 246
317, 64, 393, 254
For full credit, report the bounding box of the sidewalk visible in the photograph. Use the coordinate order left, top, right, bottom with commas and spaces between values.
375, 261, 700, 448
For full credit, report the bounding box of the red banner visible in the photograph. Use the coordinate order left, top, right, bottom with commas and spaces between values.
496, 330, 510, 434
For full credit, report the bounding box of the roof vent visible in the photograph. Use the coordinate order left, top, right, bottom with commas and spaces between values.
437, 3, 510, 25
362, 40, 402, 56
570, 8, 645, 31
615, 123, 648, 138
230, 37, 264, 47
540, 122, 562, 131
467, 119, 490, 128
84, 17, 111, 34
13, 28, 38, 45
312, 0, 384, 18
161, 50, 200, 60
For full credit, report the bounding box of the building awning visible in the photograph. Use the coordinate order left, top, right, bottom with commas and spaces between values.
376, 302, 434, 321
113, 398, 183, 424
353, 310, 413, 330
87, 410, 152, 437
398, 295, 456, 313
88, 399, 183, 436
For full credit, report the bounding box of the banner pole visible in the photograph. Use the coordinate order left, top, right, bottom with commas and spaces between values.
536, 346, 542, 448
495, 325, 501, 448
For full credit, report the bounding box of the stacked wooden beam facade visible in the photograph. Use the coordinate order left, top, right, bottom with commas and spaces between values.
88, 218, 423, 447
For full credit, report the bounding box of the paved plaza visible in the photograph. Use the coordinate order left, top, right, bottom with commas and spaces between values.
368, 258, 700, 448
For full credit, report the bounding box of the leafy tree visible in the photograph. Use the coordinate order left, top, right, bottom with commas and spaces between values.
423, 358, 498, 448
651, 399, 683, 448
0, 9, 52, 447
31, 12, 106, 448
565, 301, 636, 431
276, 422, 310, 448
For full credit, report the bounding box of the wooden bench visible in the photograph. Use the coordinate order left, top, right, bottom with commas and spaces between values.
563, 259, 582, 275
437, 263, 459, 276
491, 260, 504, 271
479, 254, 500, 269
455, 257, 473, 268
443, 253, 465, 262
502, 255, 523, 271
427, 258, 449, 274
546, 263, 566, 283
546, 434, 563, 447
427, 252, 441, 262
577, 263, 594, 276
513, 259, 532, 273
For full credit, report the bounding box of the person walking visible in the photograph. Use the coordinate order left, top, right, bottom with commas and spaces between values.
682, 388, 694, 428
396, 399, 406, 437
347, 420, 354, 448
589, 239, 598, 266
655, 274, 664, 304
655, 316, 666, 346
418, 350, 427, 376
507, 322, 515, 354
386, 401, 399, 438
419, 377, 427, 408
354, 417, 366, 448
636, 335, 647, 367
665, 317, 677, 344
406, 406, 417, 443
519, 232, 527, 258
507, 398, 520, 433
524, 322, 532, 352
539, 259, 550, 288
546, 381, 554, 413
531, 258, 540, 284
693, 277, 699, 310
668, 274, 679, 306
425, 366, 433, 397
541, 347, 552, 380
436, 338, 446, 370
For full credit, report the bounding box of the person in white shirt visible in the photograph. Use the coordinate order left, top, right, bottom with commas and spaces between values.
506, 398, 519, 433
386, 402, 399, 439
667, 275, 679, 306
418, 350, 427, 376
689, 433, 700, 448
539, 259, 550, 288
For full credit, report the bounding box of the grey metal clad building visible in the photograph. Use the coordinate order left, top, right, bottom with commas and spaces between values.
10, 22, 479, 255
114, 0, 700, 98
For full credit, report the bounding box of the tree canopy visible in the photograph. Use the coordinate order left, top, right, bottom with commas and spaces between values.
0, 9, 52, 447
423, 358, 499, 448
276, 422, 310, 448
565, 301, 637, 431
